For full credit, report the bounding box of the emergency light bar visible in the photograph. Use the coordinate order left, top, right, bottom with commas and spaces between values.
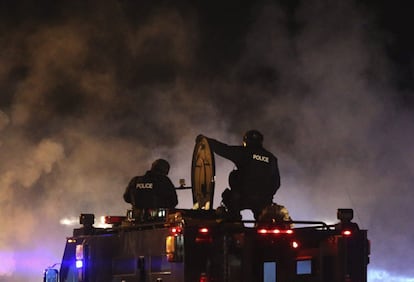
257, 228, 294, 235
104, 216, 125, 225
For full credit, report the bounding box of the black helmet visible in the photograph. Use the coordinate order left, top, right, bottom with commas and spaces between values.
151, 159, 170, 175
243, 130, 263, 147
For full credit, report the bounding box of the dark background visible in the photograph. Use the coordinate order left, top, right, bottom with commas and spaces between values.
1, 1, 413, 281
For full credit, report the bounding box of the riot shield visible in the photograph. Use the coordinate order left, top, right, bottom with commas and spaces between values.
191, 136, 215, 210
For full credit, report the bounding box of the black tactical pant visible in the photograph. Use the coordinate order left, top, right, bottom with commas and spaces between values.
221, 188, 271, 220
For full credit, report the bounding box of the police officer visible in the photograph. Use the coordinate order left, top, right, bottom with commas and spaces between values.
197, 130, 280, 220
123, 159, 178, 212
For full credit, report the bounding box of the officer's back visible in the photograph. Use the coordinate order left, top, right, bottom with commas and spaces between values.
123, 159, 178, 209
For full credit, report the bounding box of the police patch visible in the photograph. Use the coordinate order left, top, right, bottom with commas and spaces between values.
252, 154, 269, 163
136, 183, 153, 189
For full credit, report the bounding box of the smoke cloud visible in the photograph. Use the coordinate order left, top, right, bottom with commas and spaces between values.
0, 1, 413, 281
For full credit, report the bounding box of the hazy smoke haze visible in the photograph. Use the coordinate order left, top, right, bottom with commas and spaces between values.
0, 1, 413, 281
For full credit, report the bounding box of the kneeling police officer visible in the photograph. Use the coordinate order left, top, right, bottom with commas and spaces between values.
197, 130, 281, 220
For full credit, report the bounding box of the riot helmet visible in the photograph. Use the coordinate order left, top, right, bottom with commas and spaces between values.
243, 130, 263, 147
151, 159, 170, 175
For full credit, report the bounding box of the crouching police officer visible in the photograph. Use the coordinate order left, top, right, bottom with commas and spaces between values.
123, 159, 178, 221
197, 130, 280, 220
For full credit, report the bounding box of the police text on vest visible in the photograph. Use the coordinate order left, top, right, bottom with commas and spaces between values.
136, 183, 153, 189
252, 154, 269, 163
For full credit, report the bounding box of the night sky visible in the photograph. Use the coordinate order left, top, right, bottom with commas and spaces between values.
1, 1, 414, 281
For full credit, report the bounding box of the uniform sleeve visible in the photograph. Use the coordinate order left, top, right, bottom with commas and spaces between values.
206, 137, 242, 164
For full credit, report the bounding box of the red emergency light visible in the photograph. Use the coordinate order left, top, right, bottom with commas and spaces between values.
258, 228, 268, 234
291, 240, 299, 249
104, 216, 125, 225
342, 229, 352, 236
257, 228, 294, 235
199, 227, 209, 233
199, 273, 209, 282
170, 226, 183, 235
195, 227, 212, 243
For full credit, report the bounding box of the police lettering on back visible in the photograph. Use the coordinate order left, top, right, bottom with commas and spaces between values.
136, 183, 153, 189
252, 154, 269, 163
123, 159, 178, 209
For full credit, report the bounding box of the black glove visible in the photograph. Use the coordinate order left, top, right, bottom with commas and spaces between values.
196, 134, 205, 143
